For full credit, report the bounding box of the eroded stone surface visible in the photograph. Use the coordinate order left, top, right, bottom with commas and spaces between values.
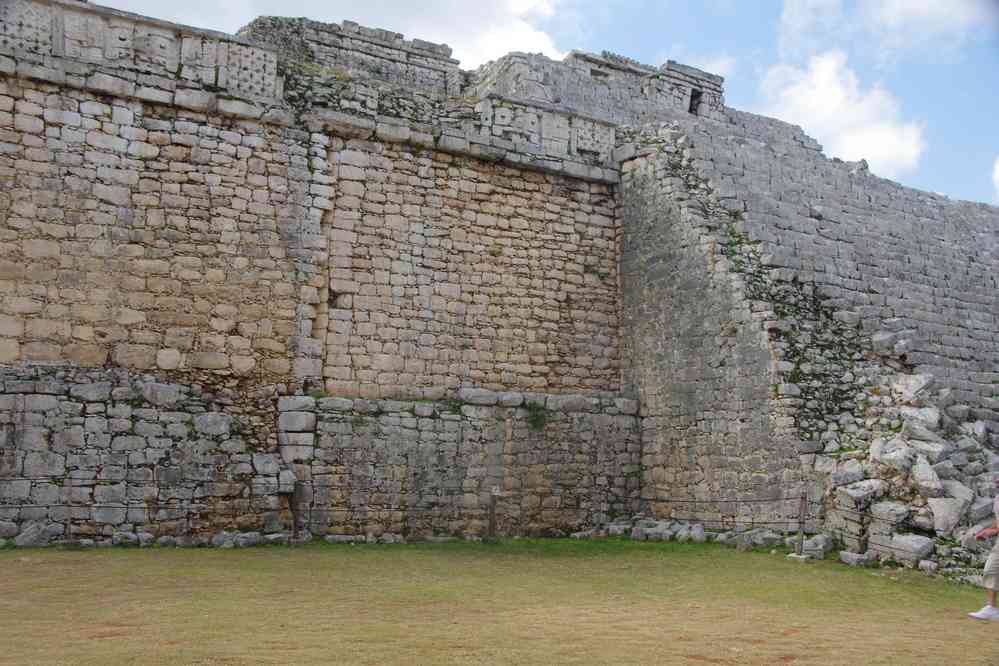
0, 0, 996, 549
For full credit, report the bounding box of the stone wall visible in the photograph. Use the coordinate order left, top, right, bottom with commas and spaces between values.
238, 16, 462, 98
324, 139, 621, 398
0, 73, 323, 384
278, 388, 640, 539
674, 109, 999, 438
0, 0, 328, 387
0, 365, 295, 544
0, 0, 625, 399
618, 126, 803, 525
0, 365, 640, 543
469, 51, 724, 126
2, 0, 999, 548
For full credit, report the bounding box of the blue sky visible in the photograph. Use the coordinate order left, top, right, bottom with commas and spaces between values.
103, 0, 999, 204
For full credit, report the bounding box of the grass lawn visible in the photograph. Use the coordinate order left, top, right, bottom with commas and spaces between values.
0, 539, 995, 665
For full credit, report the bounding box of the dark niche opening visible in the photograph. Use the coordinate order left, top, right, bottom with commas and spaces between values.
688, 88, 703, 115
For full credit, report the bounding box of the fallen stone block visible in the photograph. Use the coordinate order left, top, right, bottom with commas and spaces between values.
839, 550, 876, 567
892, 373, 935, 404
869, 437, 915, 472
13, 521, 51, 547
912, 456, 944, 498
689, 524, 706, 543
235, 532, 263, 547
802, 533, 835, 558
891, 534, 935, 563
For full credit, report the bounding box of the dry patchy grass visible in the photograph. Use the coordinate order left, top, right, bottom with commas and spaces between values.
0, 539, 996, 665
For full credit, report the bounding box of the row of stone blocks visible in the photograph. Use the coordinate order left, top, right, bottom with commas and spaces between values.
275, 388, 641, 462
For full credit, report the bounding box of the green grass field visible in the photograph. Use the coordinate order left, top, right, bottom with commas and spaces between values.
1, 539, 995, 665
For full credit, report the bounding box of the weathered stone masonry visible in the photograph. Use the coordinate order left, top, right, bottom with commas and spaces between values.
1, 0, 998, 555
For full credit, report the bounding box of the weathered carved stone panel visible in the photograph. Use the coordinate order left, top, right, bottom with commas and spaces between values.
0, 0, 53, 56
225, 42, 277, 98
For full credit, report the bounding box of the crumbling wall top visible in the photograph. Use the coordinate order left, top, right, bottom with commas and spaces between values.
238, 15, 462, 97
469, 50, 725, 126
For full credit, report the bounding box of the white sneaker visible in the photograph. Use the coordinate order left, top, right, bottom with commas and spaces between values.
969, 605, 999, 620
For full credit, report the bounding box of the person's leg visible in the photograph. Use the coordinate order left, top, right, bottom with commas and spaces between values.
970, 552, 999, 619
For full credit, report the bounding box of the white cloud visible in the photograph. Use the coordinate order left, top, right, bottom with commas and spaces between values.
861, 0, 999, 65
689, 54, 737, 79
992, 156, 999, 203
100, 0, 567, 67
863, 0, 996, 47
759, 51, 925, 178
778, 0, 998, 64
778, 0, 845, 60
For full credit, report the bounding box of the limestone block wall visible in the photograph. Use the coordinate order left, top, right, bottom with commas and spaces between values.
0, 0, 626, 400
678, 109, 999, 438
323, 137, 622, 398
0, 74, 325, 383
0, 0, 332, 388
618, 112, 999, 532
618, 127, 803, 524
238, 17, 462, 98
3, 0, 998, 546
276, 389, 641, 539
469, 51, 724, 127
0, 365, 640, 542
0, 365, 294, 543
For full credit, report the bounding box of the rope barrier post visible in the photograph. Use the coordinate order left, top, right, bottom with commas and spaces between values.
795, 492, 807, 556
487, 485, 499, 542
290, 481, 304, 543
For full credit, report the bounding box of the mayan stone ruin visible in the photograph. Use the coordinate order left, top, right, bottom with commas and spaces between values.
1, 0, 998, 574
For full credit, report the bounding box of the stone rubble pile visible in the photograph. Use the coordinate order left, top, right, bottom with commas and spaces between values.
821, 371, 999, 582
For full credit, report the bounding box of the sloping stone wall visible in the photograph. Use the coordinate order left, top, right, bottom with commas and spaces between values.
618, 126, 803, 525
672, 109, 999, 438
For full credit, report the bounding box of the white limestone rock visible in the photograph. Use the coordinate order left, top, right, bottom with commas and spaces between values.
927, 497, 968, 536
911, 455, 944, 498
901, 420, 945, 444
690, 524, 707, 543
891, 534, 935, 563
970, 496, 994, 523
802, 534, 834, 558
836, 479, 888, 510
899, 406, 941, 430
892, 374, 935, 404
870, 501, 910, 525
13, 521, 51, 547
830, 458, 865, 486
839, 550, 876, 567
919, 560, 939, 574
942, 479, 975, 505
933, 460, 957, 479
960, 421, 988, 444
910, 440, 951, 465
456, 388, 498, 406
869, 437, 916, 472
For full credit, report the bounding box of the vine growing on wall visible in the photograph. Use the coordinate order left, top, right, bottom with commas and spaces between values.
525, 402, 549, 432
